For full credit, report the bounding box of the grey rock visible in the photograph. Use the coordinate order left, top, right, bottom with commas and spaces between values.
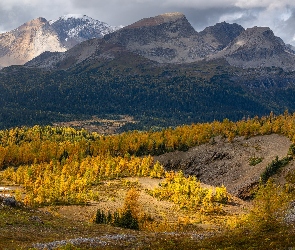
30, 216, 44, 224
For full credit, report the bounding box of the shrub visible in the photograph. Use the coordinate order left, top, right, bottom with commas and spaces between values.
149, 171, 229, 213
261, 156, 291, 183
95, 188, 141, 230
248, 156, 263, 166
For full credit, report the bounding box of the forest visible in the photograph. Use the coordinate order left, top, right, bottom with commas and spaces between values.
1, 58, 295, 130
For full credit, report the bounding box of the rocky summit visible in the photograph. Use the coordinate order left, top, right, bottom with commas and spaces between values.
49, 14, 120, 49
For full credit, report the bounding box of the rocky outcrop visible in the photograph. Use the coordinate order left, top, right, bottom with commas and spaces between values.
0, 17, 65, 68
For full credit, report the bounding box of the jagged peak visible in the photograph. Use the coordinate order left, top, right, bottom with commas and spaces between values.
125, 12, 186, 29
60, 14, 87, 19
24, 17, 48, 26
158, 12, 185, 20
15, 17, 49, 31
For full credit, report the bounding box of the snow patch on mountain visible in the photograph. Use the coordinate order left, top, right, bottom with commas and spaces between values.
49, 14, 122, 48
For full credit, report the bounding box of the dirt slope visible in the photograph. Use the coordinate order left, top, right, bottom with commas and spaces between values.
155, 134, 291, 198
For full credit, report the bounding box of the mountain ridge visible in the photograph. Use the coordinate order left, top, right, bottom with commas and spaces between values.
103, 12, 216, 63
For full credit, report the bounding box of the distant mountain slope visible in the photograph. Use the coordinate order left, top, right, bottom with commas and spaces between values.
211, 26, 295, 70
1, 56, 289, 130
0, 15, 121, 68
25, 38, 155, 70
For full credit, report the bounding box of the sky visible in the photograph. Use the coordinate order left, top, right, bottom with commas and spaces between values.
1, 0, 295, 45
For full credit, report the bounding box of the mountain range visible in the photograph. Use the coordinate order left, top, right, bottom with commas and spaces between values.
24, 12, 295, 71
1, 12, 295, 130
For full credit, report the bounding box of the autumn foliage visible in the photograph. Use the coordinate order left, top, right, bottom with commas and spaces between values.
1, 111, 295, 208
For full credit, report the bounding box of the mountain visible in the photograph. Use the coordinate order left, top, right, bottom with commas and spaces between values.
103, 12, 216, 63
199, 21, 245, 50
0, 17, 65, 68
49, 14, 120, 48
211, 26, 295, 70
30, 12, 294, 70
24, 38, 154, 70
0, 15, 120, 68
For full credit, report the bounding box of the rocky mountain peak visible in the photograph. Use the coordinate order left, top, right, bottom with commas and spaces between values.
103, 12, 217, 63
49, 14, 120, 48
199, 21, 245, 50
17, 17, 48, 31
234, 26, 278, 48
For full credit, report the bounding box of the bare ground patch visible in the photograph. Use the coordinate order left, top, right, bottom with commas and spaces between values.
155, 134, 292, 198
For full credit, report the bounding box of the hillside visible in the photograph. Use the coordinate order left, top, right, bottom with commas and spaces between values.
156, 134, 292, 198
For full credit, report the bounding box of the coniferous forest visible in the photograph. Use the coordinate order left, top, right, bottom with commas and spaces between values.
1, 59, 295, 130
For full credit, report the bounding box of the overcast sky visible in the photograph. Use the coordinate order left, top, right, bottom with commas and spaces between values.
1, 0, 295, 45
